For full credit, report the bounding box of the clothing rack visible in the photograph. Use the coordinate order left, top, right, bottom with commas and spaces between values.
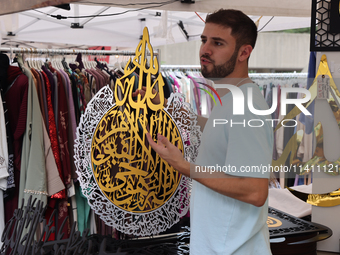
249, 73, 307, 78
161, 64, 200, 70
161, 65, 308, 78
0, 47, 159, 56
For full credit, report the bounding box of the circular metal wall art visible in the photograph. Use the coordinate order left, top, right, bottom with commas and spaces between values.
74, 27, 201, 236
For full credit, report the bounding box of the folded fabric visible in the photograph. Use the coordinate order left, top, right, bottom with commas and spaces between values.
268, 186, 312, 218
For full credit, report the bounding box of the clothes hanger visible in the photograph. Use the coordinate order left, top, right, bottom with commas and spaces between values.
54, 51, 60, 69
82, 54, 88, 69
32, 53, 38, 70
103, 54, 109, 69
55, 51, 61, 70
37, 56, 43, 71
113, 55, 124, 74
57, 54, 62, 70
59, 53, 65, 70
25, 49, 33, 68
31, 52, 37, 70
44, 50, 49, 69
87, 53, 94, 69
94, 56, 102, 70
29, 49, 35, 68
49, 50, 55, 69
88, 56, 92, 69
61, 54, 69, 70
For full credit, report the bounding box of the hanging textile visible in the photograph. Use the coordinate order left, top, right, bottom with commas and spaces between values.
16, 55, 48, 205
0, 48, 172, 241
3, 64, 28, 224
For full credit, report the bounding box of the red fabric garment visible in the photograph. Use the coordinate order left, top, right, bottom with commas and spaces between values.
6, 66, 22, 85
41, 70, 70, 241
4, 66, 28, 223
57, 199, 70, 239
44, 198, 70, 241
41, 71, 66, 199
46, 67, 71, 238
54, 69, 72, 186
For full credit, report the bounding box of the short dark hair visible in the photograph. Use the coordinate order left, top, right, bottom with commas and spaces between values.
205, 9, 257, 50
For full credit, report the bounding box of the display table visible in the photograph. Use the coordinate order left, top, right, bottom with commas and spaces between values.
268, 207, 332, 255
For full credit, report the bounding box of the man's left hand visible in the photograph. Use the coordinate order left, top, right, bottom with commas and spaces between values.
146, 133, 187, 174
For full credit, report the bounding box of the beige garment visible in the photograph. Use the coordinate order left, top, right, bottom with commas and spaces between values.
18, 55, 47, 205
268, 187, 312, 218
31, 67, 64, 196
42, 115, 65, 196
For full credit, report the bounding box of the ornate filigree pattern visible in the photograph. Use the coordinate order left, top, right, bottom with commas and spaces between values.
74, 27, 201, 236
74, 87, 199, 236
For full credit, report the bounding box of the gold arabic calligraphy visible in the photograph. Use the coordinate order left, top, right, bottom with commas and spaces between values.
91, 27, 183, 213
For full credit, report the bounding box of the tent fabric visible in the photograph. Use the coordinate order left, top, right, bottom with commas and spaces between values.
0, 3, 311, 48
1, 0, 81, 16
81, 0, 311, 17
0, 0, 311, 17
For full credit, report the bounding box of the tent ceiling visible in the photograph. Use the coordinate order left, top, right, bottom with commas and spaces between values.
78, 0, 312, 17
0, 2, 311, 49
1, 0, 311, 17
1, 0, 81, 16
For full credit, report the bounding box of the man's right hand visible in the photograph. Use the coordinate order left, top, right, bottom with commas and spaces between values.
132, 86, 167, 107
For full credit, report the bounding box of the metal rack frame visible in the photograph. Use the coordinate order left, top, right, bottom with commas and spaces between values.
0, 47, 158, 56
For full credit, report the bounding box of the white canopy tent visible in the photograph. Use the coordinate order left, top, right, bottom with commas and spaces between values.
0, 1, 312, 49
1, 0, 311, 17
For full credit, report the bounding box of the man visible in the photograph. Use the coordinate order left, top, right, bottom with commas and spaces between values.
142, 9, 273, 254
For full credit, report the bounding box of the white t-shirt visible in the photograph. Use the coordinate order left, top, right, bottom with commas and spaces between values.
190, 83, 273, 255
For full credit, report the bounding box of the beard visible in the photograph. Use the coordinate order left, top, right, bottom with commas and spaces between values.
201, 48, 239, 79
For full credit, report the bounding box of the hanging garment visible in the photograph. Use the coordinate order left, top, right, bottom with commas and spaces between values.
43, 66, 56, 115
31, 68, 48, 126
4, 65, 28, 223
41, 70, 66, 199
75, 183, 91, 235
56, 69, 72, 187
17, 56, 48, 205
0, 54, 15, 196
42, 119, 65, 196
59, 69, 77, 179
48, 65, 72, 187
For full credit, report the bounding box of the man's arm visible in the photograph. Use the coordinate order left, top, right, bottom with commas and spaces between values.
146, 133, 268, 207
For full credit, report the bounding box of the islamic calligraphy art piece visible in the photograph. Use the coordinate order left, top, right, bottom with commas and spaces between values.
272, 54, 340, 207
273, 55, 340, 177
74, 27, 200, 236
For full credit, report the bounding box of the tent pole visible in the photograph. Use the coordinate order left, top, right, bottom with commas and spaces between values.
0, 47, 158, 56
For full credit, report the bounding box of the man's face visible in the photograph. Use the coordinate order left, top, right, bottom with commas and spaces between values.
199, 23, 239, 79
